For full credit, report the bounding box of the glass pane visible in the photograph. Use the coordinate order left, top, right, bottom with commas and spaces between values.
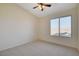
60, 16, 71, 37
50, 18, 59, 36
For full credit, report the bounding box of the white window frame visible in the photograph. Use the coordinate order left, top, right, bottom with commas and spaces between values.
50, 16, 72, 38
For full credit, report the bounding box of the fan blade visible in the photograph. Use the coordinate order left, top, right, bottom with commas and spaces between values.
44, 4, 51, 7
37, 3, 43, 5
41, 8, 43, 11
33, 6, 38, 9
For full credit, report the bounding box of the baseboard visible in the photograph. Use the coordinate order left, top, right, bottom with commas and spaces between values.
0, 39, 37, 52
39, 39, 78, 51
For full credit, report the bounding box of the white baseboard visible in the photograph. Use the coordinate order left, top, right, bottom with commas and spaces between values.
39, 39, 78, 51
0, 39, 37, 52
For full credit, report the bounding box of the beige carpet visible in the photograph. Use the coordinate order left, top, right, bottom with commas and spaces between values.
0, 40, 79, 56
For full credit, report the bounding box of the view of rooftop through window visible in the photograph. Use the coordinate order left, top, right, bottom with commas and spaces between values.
50, 16, 71, 37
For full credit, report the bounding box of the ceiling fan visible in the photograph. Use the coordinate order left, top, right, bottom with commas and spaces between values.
33, 3, 51, 11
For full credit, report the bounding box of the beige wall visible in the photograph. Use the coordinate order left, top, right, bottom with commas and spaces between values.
0, 4, 38, 51
78, 4, 79, 50
39, 7, 78, 48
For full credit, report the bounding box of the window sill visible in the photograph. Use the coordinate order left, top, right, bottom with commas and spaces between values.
50, 35, 71, 39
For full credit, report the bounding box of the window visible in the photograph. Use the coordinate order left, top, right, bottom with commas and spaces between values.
50, 16, 71, 37
50, 18, 59, 36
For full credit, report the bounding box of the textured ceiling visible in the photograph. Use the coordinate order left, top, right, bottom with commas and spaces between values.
17, 3, 77, 17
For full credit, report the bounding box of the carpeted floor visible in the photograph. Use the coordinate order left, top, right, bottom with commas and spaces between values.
0, 40, 79, 56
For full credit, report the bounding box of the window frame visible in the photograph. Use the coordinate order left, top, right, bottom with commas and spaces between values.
50, 15, 72, 38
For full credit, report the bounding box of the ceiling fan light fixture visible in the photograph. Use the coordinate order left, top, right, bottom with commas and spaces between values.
33, 3, 51, 11
38, 5, 42, 10
38, 5, 45, 11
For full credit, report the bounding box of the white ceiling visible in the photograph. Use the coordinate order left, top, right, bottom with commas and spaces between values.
17, 3, 77, 17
